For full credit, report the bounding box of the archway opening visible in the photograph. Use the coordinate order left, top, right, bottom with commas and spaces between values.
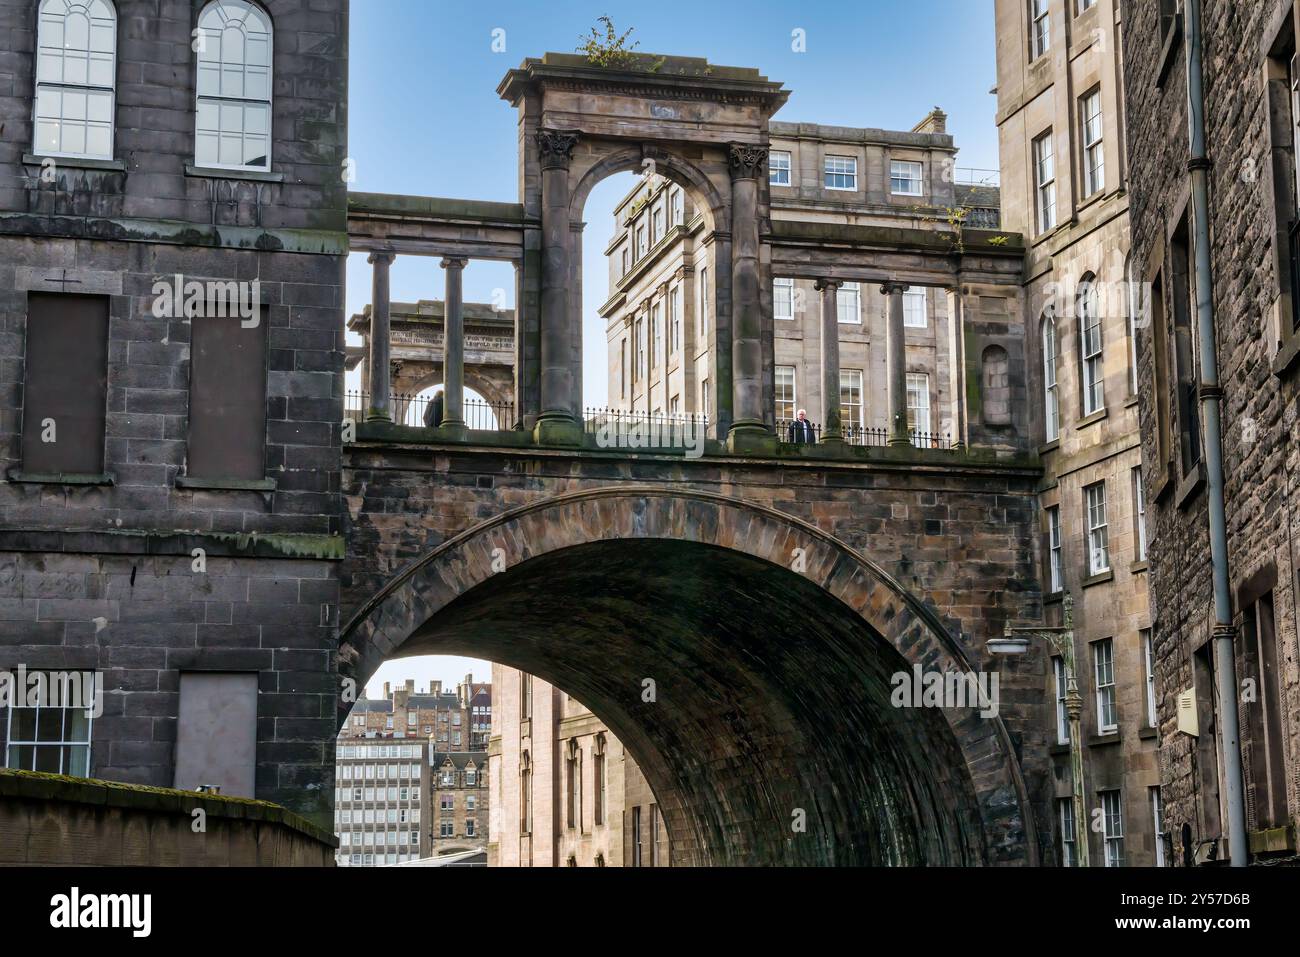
381, 537, 989, 866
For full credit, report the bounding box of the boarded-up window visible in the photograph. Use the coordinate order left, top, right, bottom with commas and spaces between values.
174, 672, 258, 798
22, 293, 109, 476
187, 310, 267, 480
982, 344, 1012, 425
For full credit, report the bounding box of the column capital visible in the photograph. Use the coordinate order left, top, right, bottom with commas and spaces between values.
880, 281, 910, 295
440, 257, 469, 271
814, 278, 843, 292
537, 129, 581, 170
727, 143, 769, 181
367, 250, 396, 266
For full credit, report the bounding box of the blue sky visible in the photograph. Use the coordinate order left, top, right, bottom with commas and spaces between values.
347, 0, 1000, 695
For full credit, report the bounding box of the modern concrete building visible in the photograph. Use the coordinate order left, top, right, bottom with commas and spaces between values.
333, 736, 430, 867
599, 115, 1000, 444
487, 663, 667, 867
995, 0, 1161, 866
1123, 0, 1300, 864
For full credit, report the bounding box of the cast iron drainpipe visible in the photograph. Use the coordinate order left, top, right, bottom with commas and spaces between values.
1184, 0, 1248, 867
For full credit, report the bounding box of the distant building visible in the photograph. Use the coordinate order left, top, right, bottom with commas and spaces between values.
488, 663, 667, 867
335, 675, 491, 866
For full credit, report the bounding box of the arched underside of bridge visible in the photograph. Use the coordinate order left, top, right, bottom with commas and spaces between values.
338, 488, 1036, 867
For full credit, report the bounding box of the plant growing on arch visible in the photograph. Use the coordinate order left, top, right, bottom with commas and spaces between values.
578, 16, 640, 69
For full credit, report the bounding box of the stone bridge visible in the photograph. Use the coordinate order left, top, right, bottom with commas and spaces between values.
337, 431, 1050, 866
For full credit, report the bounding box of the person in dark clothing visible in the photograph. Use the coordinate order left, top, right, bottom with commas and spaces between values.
423, 390, 445, 428
787, 409, 815, 444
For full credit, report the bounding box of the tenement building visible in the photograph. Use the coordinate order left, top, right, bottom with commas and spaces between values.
1123, 0, 1300, 864
0, 0, 348, 831
600, 115, 998, 443
487, 664, 668, 867
342, 677, 487, 752
996, 0, 1161, 865
430, 751, 488, 855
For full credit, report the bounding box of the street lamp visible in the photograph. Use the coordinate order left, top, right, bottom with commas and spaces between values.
987, 593, 1089, 868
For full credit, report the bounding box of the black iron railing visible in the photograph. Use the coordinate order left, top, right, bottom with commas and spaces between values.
777, 417, 952, 450
344, 391, 514, 431
583, 407, 710, 446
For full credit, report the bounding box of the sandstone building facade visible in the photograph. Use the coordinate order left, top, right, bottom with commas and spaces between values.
1124, 0, 1300, 863
996, 0, 1162, 865
487, 663, 667, 867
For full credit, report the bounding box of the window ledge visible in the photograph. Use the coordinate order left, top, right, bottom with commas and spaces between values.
1075, 407, 1108, 431
1081, 569, 1114, 589
6, 469, 114, 486
1271, 324, 1300, 377
1175, 464, 1206, 511
1048, 743, 1071, 757
1138, 725, 1158, 742
176, 476, 277, 492
23, 153, 126, 172
1087, 731, 1122, 748
1044, 590, 1064, 605
185, 164, 285, 184
1038, 438, 1060, 454
1130, 559, 1149, 574
1124, 394, 1140, 409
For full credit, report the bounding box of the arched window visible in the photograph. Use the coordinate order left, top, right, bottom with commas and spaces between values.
34, 0, 117, 160
1078, 274, 1104, 415
1042, 315, 1059, 441
194, 0, 273, 171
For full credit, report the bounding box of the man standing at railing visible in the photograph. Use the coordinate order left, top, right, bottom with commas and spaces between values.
788, 409, 815, 444
423, 390, 445, 429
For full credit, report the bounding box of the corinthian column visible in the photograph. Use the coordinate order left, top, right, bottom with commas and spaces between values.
726, 142, 771, 451
535, 129, 582, 445
882, 281, 910, 446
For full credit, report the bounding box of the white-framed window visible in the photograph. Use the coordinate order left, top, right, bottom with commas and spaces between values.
775, 365, 796, 422
890, 160, 923, 196
906, 373, 931, 436
670, 188, 684, 226
621, 246, 630, 276
1077, 0, 1096, 11
635, 317, 646, 382
652, 205, 665, 244
836, 281, 861, 325
1043, 316, 1060, 440
1132, 466, 1147, 562
824, 154, 857, 190
1052, 656, 1069, 745
1033, 131, 1056, 233
1080, 279, 1104, 415
1031, 0, 1051, 60
774, 278, 795, 320
1058, 798, 1077, 867
34, 0, 118, 160
195, 0, 273, 171
440, 822, 453, 838
1086, 480, 1110, 574
670, 284, 682, 353
1142, 628, 1157, 728
1080, 88, 1105, 197
1101, 789, 1125, 866
4, 670, 95, 776
701, 377, 710, 417
1150, 787, 1166, 867
652, 299, 664, 369
636, 224, 648, 259
840, 369, 864, 432
698, 265, 709, 338
903, 288, 928, 328
1048, 504, 1063, 593
465, 819, 476, 837
770, 150, 792, 186
1094, 637, 1117, 733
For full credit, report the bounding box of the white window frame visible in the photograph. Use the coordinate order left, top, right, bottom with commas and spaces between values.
836, 282, 861, 325
1086, 481, 1110, 575
1043, 316, 1060, 440
906, 373, 931, 437
824, 154, 857, 191
775, 365, 796, 422
840, 369, 864, 432
1048, 504, 1063, 593
770, 150, 792, 186
1094, 637, 1117, 734
698, 265, 709, 338
670, 284, 682, 353
1080, 279, 1104, 415
1033, 131, 1057, 233
890, 160, 924, 197
670, 188, 684, 226
1132, 466, 1147, 562
1142, 629, 1157, 728
1058, 798, 1077, 867
903, 288, 928, 328
1150, 787, 1166, 867
4, 669, 95, 776
1031, 0, 1051, 60
636, 224, 648, 260
1081, 88, 1105, 197
774, 278, 795, 320
194, 0, 274, 172
1052, 656, 1069, 745
1101, 789, 1125, 866
33, 0, 118, 161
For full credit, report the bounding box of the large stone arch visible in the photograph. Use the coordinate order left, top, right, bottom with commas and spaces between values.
338, 486, 1037, 867
567, 144, 731, 233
